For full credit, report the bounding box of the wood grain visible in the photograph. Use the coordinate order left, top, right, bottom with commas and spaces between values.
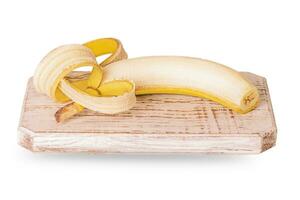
18, 72, 277, 154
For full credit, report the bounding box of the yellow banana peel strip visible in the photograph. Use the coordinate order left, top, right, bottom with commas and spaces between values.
34, 38, 136, 122
33, 38, 259, 122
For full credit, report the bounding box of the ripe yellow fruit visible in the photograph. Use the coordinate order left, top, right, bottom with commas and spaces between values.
33, 38, 259, 122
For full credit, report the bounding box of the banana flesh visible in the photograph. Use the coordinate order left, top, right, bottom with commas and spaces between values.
102, 56, 259, 114
33, 38, 259, 122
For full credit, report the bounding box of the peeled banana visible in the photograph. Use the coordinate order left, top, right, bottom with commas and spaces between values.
33, 38, 259, 122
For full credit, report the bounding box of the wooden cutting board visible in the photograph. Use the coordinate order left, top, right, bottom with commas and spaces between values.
18, 72, 277, 154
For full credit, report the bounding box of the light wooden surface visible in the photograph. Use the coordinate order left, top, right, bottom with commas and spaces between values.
18, 72, 277, 154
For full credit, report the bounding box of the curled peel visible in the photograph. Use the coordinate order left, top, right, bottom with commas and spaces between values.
33, 38, 259, 122
33, 38, 136, 122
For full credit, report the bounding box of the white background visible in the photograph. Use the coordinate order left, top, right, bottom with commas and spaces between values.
0, 0, 299, 199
